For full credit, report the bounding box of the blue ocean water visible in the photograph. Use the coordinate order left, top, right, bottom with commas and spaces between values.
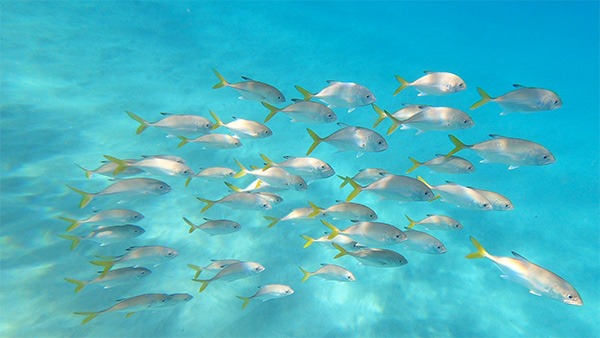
1, 1, 599, 337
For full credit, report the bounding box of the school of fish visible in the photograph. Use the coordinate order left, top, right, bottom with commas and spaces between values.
60, 68, 581, 325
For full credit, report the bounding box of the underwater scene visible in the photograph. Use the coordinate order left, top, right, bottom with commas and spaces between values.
1, 1, 599, 337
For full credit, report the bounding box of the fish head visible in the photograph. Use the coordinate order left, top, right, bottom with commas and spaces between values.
497, 200, 514, 211
389, 230, 408, 244
196, 120, 214, 133
463, 163, 476, 173
268, 89, 286, 104
129, 211, 145, 222
532, 148, 556, 166
361, 134, 388, 153
232, 139, 243, 148
560, 289, 583, 306
163, 248, 179, 259
314, 162, 335, 178
168, 293, 194, 303
247, 262, 266, 274
288, 177, 308, 191
451, 222, 463, 230
429, 241, 447, 254
477, 200, 493, 211
284, 287, 294, 295
356, 86, 377, 106
259, 127, 273, 138
320, 109, 338, 123
414, 186, 436, 202
446, 79, 467, 93
125, 225, 145, 237
178, 167, 195, 177
345, 272, 356, 282
457, 115, 475, 129
136, 267, 153, 279
150, 182, 172, 195
540, 92, 562, 110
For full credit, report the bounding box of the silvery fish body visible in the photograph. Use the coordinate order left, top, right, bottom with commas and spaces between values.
472, 85, 562, 114
469, 188, 513, 211
193, 261, 265, 293
307, 123, 388, 157
352, 175, 435, 203
78, 225, 145, 245
395, 71, 466, 96
262, 100, 337, 123
323, 201, 377, 221
387, 107, 474, 135
184, 217, 241, 236
335, 245, 408, 268
406, 214, 463, 231
99, 246, 178, 268
402, 229, 447, 254
301, 264, 355, 282
297, 81, 376, 113
237, 284, 294, 309
240, 166, 307, 191
126, 111, 214, 136
263, 155, 335, 181
407, 155, 475, 174
65, 267, 151, 293
302, 233, 363, 251
349, 168, 393, 186
59, 209, 144, 231
325, 221, 407, 247
178, 134, 242, 149
76, 159, 143, 179
211, 111, 273, 139
94, 178, 171, 197
142, 155, 185, 164
198, 192, 272, 212
420, 178, 492, 211
193, 167, 237, 179
213, 69, 285, 104
112, 157, 193, 177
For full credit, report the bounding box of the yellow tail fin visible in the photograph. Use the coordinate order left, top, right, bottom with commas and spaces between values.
233, 158, 248, 178
262, 102, 280, 122
393, 75, 410, 96
405, 215, 417, 229
343, 177, 364, 202
470, 87, 493, 110
416, 176, 433, 189
295, 85, 314, 101
445, 134, 468, 158
212, 68, 228, 89
306, 129, 323, 155
209, 110, 224, 130
263, 216, 280, 228
187, 264, 203, 279
322, 221, 340, 240
372, 104, 387, 128
67, 185, 93, 209
64, 278, 86, 293
103, 155, 129, 175
332, 243, 348, 259
406, 157, 422, 174
191, 279, 210, 293
183, 217, 197, 233
236, 296, 251, 309
196, 198, 216, 213
465, 236, 489, 259
224, 182, 242, 192
299, 266, 312, 283
260, 154, 275, 171
58, 216, 83, 232
307, 201, 322, 218
74, 312, 99, 325
125, 111, 150, 135
301, 235, 315, 248
383, 110, 403, 135
177, 136, 190, 148
59, 234, 82, 250
89, 260, 116, 278
74, 163, 93, 179
337, 175, 350, 188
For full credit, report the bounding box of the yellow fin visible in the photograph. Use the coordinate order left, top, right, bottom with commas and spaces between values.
393, 75, 409, 96
233, 158, 248, 178
212, 68, 228, 89
66, 185, 93, 209
183, 217, 197, 233
263, 216, 280, 228
260, 154, 274, 171
196, 197, 215, 213
372, 104, 387, 128
59, 234, 81, 250
406, 157, 422, 174
470, 87, 493, 110
192, 279, 210, 293
209, 110, 223, 130
177, 136, 190, 148
405, 215, 417, 229
262, 102, 280, 122
187, 264, 203, 279
236, 296, 251, 309
344, 177, 363, 202
224, 181, 242, 192
465, 236, 489, 259
185, 177, 192, 188
89, 260, 116, 278
294, 85, 314, 101
306, 129, 323, 156
307, 201, 322, 218
332, 243, 348, 259
74, 163, 93, 179
337, 175, 350, 188
321, 220, 339, 240
383, 110, 403, 135
126, 312, 135, 318
301, 235, 315, 248
445, 134, 468, 158
59, 216, 83, 232
125, 111, 149, 135
74, 312, 98, 325
64, 278, 86, 293
299, 266, 311, 283
417, 176, 433, 189
103, 155, 128, 175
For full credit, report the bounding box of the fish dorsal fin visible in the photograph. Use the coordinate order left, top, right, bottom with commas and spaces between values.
445, 181, 458, 185
115, 298, 126, 302
335, 200, 344, 203
231, 116, 237, 120
512, 84, 527, 88
435, 153, 447, 157
241, 76, 255, 81
203, 217, 212, 221
257, 285, 266, 289
291, 98, 303, 102
320, 263, 330, 266
489, 134, 506, 139
424, 70, 435, 74
125, 246, 140, 251
283, 155, 296, 159
326, 80, 340, 84
337, 122, 351, 128
160, 112, 173, 116
511, 251, 530, 262
426, 214, 435, 217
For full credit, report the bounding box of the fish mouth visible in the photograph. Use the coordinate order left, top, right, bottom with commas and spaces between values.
564, 298, 583, 306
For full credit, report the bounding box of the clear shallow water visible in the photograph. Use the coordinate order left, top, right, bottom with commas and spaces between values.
1, 1, 599, 337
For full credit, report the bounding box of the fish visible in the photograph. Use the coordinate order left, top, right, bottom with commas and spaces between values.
406, 155, 475, 174
260, 154, 335, 181
405, 214, 463, 231
185, 167, 237, 187
187, 260, 242, 279
90, 245, 178, 277
466, 237, 582, 306
59, 225, 145, 250
75, 160, 144, 179
471, 85, 562, 114
468, 188, 513, 211
224, 182, 283, 205
332, 243, 407, 268
417, 177, 492, 211
234, 159, 307, 191
299, 264, 355, 283
445, 134, 556, 169
192, 261, 265, 293
301, 234, 363, 251
197, 192, 272, 213
402, 229, 447, 254
210, 111, 273, 139
372, 104, 429, 127
383, 107, 474, 135
307, 200, 377, 221
236, 284, 294, 309
177, 134, 242, 149
338, 169, 392, 188
393, 71, 466, 96
212, 68, 285, 104
262, 100, 337, 123
342, 175, 435, 203
295, 81, 376, 113
64, 267, 151, 293
263, 206, 326, 228
73, 293, 192, 325
141, 154, 186, 164
323, 220, 407, 247
58, 209, 144, 232
67, 178, 172, 208
103, 155, 194, 177
182, 217, 241, 236
125, 111, 213, 136
306, 123, 388, 157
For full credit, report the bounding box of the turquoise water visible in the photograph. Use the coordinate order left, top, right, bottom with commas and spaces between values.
1, 1, 599, 337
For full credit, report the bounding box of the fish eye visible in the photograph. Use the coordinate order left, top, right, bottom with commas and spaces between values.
262, 204, 268, 208
467, 166, 473, 170
369, 214, 374, 218
542, 155, 548, 159
255, 267, 261, 271
395, 234, 401, 238
437, 245, 442, 249
459, 83, 465, 87
320, 165, 325, 169
463, 120, 469, 124
424, 191, 430, 195
366, 95, 370, 98
205, 123, 211, 128
554, 100, 559, 104
327, 114, 332, 118
504, 204, 509, 208
133, 215, 139, 219
482, 203, 489, 207
162, 299, 167, 303
264, 130, 269, 134
567, 294, 573, 299
377, 140, 382, 145
455, 224, 460, 228
159, 185, 165, 189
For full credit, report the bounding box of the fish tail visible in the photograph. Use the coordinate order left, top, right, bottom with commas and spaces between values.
470, 87, 493, 110
405, 215, 417, 229
322, 221, 340, 240
103, 155, 129, 175
263, 216, 280, 229
393, 75, 409, 96
383, 109, 403, 135
224, 181, 242, 192
177, 136, 190, 148
307, 201, 323, 218
185, 177, 192, 188
337, 175, 350, 188
306, 129, 323, 155
66, 185, 94, 209
59, 234, 82, 251
191, 279, 210, 293
465, 236, 489, 259
209, 110, 224, 130
89, 260, 116, 278
64, 278, 87, 293
125, 111, 150, 135
446, 134, 469, 158
236, 296, 251, 309
300, 235, 315, 248
196, 197, 216, 213
260, 154, 275, 171
74, 163, 93, 179
294, 85, 314, 101
126, 312, 136, 318
372, 104, 388, 128
58, 216, 83, 232
344, 177, 364, 202
182, 217, 197, 233
416, 176, 433, 189
212, 68, 229, 89
261, 102, 280, 123
406, 157, 422, 174
73, 312, 99, 325
332, 243, 348, 259
233, 158, 248, 178
187, 264, 204, 279
299, 266, 312, 283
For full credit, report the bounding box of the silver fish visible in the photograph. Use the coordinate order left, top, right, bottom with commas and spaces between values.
197, 192, 272, 212
323, 220, 407, 247
260, 154, 335, 181
177, 134, 242, 149
394, 71, 466, 96
471, 85, 562, 114
299, 264, 355, 283
343, 175, 435, 203
183, 217, 241, 236
185, 167, 237, 187
64, 267, 151, 293
301, 233, 363, 251
141, 154, 185, 164
58, 209, 144, 232
384, 107, 474, 135
212, 69, 285, 104
67, 178, 171, 208
59, 225, 145, 250
192, 261, 265, 293
372, 104, 429, 128
402, 229, 447, 254
406, 155, 475, 174
339, 168, 393, 188
234, 159, 307, 191
187, 260, 242, 279
296, 81, 376, 113
468, 188, 513, 211
75, 160, 143, 179
236, 284, 293, 309
90, 245, 178, 277
104, 155, 193, 178
306, 123, 388, 157
263, 206, 326, 228
308, 200, 377, 221
405, 214, 463, 231
417, 177, 492, 211
332, 243, 407, 268
262, 100, 337, 123
126, 111, 213, 136
210, 111, 272, 139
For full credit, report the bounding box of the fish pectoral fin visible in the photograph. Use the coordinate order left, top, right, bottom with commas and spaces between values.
529, 290, 542, 296
356, 152, 364, 158
508, 165, 520, 170
479, 159, 491, 163
347, 108, 355, 113
126, 312, 136, 318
